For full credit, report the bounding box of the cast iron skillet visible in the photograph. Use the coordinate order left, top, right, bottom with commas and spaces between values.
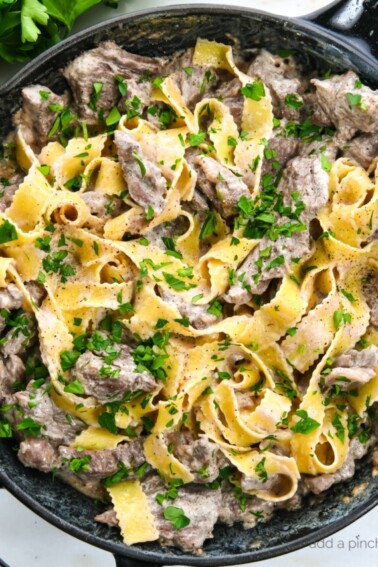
0, 1, 377, 566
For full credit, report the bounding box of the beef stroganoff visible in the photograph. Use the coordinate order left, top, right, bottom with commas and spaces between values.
0, 38, 377, 551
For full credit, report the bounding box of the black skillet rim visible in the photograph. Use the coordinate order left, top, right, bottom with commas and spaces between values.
0, 3, 377, 566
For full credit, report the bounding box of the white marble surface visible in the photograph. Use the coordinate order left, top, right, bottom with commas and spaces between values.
0, 1, 377, 566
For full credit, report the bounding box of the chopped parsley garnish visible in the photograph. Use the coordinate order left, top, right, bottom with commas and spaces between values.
105, 106, 121, 127
332, 413, 345, 442
103, 462, 130, 487
0, 219, 18, 244
320, 153, 331, 172
16, 417, 43, 437
89, 82, 104, 111
60, 350, 81, 371
64, 379, 85, 394
132, 331, 170, 381
255, 457, 268, 482
132, 151, 146, 177
333, 309, 352, 331
199, 211, 217, 240
69, 455, 92, 473
290, 410, 320, 434
163, 506, 190, 530
284, 93, 304, 108
188, 130, 206, 147
163, 272, 195, 291
240, 79, 265, 101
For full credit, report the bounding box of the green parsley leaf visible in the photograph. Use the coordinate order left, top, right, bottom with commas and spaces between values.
0, 219, 18, 244
255, 457, 268, 482
284, 93, 304, 108
105, 106, 121, 127
188, 131, 206, 147
163, 506, 190, 530
290, 410, 320, 434
69, 455, 91, 473
132, 151, 146, 177
332, 413, 345, 442
240, 79, 265, 101
64, 379, 85, 395
347, 92, 362, 107
16, 417, 42, 437
199, 211, 217, 240
60, 350, 81, 371
333, 309, 352, 331
320, 153, 331, 172
341, 289, 357, 303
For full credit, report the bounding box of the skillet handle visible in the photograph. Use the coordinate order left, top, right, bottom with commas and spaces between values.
303, 0, 377, 59
113, 554, 163, 567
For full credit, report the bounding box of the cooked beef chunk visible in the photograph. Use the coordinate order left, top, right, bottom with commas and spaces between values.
311, 71, 378, 141
278, 155, 329, 223
57, 468, 106, 500
344, 132, 378, 169
247, 49, 305, 120
117, 79, 152, 115
95, 508, 118, 526
73, 346, 157, 404
143, 475, 221, 551
302, 91, 333, 127
302, 437, 373, 494
59, 439, 147, 480
226, 230, 310, 304
325, 346, 378, 390
165, 49, 220, 108
144, 216, 190, 247
0, 172, 23, 212
18, 438, 58, 473
16, 85, 70, 150
81, 191, 124, 218
1, 312, 36, 357
0, 354, 25, 398
63, 41, 163, 123
0, 283, 23, 310
363, 273, 378, 328
214, 78, 244, 128
261, 136, 301, 176
25, 281, 47, 307
164, 431, 221, 482
226, 155, 329, 303
194, 155, 250, 218
219, 485, 274, 528
158, 288, 220, 330
114, 130, 167, 216
13, 385, 85, 446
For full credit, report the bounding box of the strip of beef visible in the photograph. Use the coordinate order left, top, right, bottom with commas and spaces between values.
344, 132, 378, 169
25, 281, 47, 307
261, 136, 301, 177
18, 438, 58, 473
165, 48, 220, 108
247, 49, 305, 120
0, 283, 23, 310
226, 155, 329, 303
114, 130, 167, 216
16, 85, 70, 151
11, 384, 85, 446
117, 79, 152, 115
363, 272, 378, 328
144, 215, 190, 248
325, 346, 378, 391
1, 312, 36, 357
95, 508, 118, 527
58, 439, 147, 480
73, 345, 157, 404
63, 41, 163, 123
81, 191, 124, 218
194, 155, 251, 218
302, 436, 374, 494
0, 172, 23, 212
311, 71, 378, 141
158, 288, 220, 330
164, 431, 221, 482
214, 77, 244, 128
143, 474, 221, 551
0, 354, 25, 398
219, 485, 274, 528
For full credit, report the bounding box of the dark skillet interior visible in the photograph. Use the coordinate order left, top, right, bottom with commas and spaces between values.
0, 6, 377, 566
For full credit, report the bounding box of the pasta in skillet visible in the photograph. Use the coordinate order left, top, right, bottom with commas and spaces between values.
0, 38, 377, 551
